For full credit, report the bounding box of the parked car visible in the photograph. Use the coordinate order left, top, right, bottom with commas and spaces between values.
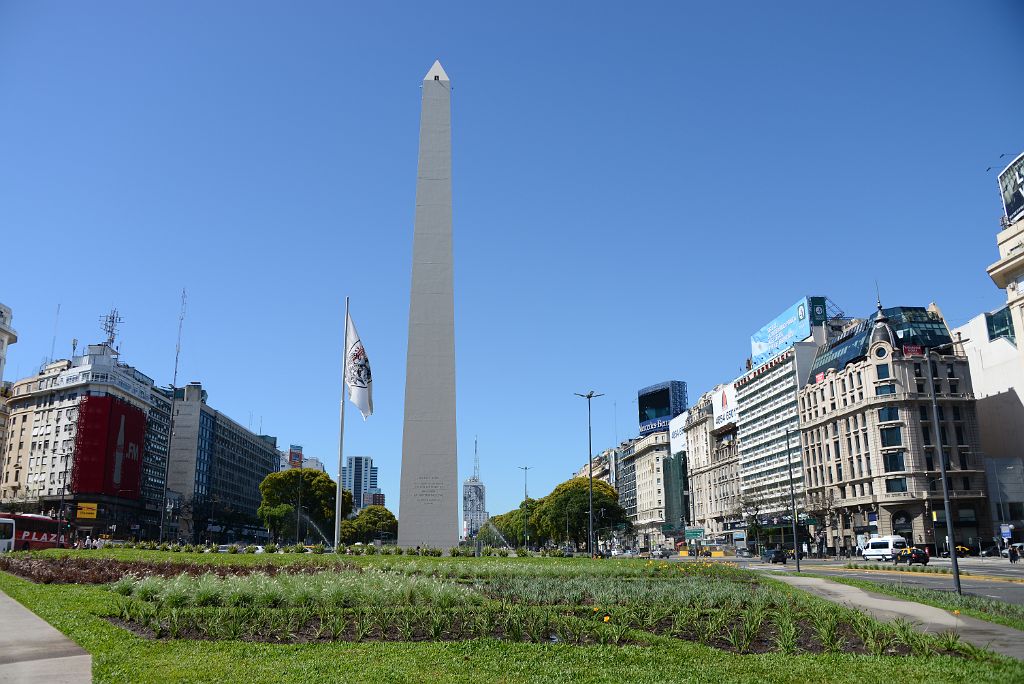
894, 547, 929, 566
762, 548, 787, 564
736, 548, 753, 558
981, 546, 1003, 557
940, 545, 973, 558
652, 547, 671, 559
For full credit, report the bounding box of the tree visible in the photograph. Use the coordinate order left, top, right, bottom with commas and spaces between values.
258, 503, 293, 541
258, 469, 352, 543
534, 478, 626, 549
734, 492, 768, 552
351, 505, 398, 543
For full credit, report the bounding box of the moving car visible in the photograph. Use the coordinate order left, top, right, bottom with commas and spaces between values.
894, 547, 928, 566
763, 548, 787, 564
862, 535, 908, 562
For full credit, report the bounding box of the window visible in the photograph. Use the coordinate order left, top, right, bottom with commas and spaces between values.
949, 382, 958, 394
885, 478, 908, 493
916, 381, 925, 394
880, 426, 902, 447
878, 406, 899, 422
962, 477, 970, 491
877, 384, 896, 396
955, 425, 964, 444
926, 454, 934, 471
953, 406, 961, 421
959, 452, 968, 469
876, 364, 890, 380
883, 451, 905, 472
914, 363, 922, 378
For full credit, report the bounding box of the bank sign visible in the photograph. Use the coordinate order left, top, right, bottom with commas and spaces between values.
712, 383, 738, 429
750, 296, 827, 368
999, 151, 1024, 223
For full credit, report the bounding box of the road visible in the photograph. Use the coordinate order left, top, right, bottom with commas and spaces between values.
672, 555, 1024, 605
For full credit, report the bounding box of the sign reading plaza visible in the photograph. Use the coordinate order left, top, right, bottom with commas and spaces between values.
999, 151, 1024, 223
750, 296, 827, 368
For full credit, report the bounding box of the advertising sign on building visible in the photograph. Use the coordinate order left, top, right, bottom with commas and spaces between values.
76, 503, 97, 519
711, 383, 738, 430
288, 445, 303, 468
999, 151, 1024, 223
669, 412, 688, 456
71, 395, 146, 499
750, 296, 828, 368
638, 381, 688, 436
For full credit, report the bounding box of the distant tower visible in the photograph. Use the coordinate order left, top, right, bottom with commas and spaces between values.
462, 437, 487, 539
0, 303, 16, 382
343, 455, 379, 513
398, 61, 459, 548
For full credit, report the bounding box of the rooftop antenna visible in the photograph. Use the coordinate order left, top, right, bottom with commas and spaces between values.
473, 435, 480, 481
71, 338, 78, 358
874, 280, 882, 309
50, 303, 61, 362
100, 307, 123, 347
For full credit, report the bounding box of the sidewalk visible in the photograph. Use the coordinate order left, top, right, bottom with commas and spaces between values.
774, 574, 1023, 661
0, 588, 91, 683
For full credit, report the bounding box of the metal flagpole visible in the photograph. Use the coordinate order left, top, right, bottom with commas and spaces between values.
335, 297, 350, 549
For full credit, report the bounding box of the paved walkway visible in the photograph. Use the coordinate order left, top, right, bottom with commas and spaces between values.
774, 574, 1023, 661
0, 589, 91, 683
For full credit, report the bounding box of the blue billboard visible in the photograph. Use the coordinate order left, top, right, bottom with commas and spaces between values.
751, 297, 827, 368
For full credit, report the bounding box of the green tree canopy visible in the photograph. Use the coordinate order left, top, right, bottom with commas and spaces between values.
534, 478, 626, 548
258, 469, 352, 543
351, 505, 398, 543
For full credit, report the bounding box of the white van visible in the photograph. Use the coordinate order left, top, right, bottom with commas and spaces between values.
0, 517, 14, 553
862, 535, 908, 562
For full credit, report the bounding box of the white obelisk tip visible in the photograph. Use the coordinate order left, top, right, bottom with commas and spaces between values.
424, 60, 450, 82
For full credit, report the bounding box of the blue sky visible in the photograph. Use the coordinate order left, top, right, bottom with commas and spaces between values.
1, 2, 1022, 519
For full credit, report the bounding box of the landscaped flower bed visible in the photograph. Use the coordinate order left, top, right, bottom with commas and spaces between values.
90, 559, 984, 659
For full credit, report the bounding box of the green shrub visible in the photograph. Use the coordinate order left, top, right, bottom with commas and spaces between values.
264, 543, 278, 554
393, 546, 404, 555
312, 544, 326, 555
497, 548, 509, 557
363, 544, 376, 555
227, 545, 239, 554
351, 545, 364, 556
158, 543, 170, 552
245, 545, 257, 554
291, 543, 306, 554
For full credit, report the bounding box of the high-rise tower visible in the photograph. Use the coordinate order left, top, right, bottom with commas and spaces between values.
0, 303, 17, 382
398, 61, 459, 548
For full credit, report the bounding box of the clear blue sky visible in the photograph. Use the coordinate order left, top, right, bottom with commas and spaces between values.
1, 2, 1022, 520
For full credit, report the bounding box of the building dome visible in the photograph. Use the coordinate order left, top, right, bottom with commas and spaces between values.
869, 300, 897, 348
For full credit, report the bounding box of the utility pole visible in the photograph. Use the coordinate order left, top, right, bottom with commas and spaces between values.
519, 466, 531, 549
159, 289, 186, 543
575, 391, 603, 557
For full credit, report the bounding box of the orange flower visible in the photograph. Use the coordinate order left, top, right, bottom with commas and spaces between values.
603, 615, 611, 623
593, 606, 599, 612
953, 610, 960, 616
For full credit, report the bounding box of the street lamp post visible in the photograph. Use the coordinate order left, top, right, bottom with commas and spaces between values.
923, 343, 962, 594
519, 466, 531, 549
784, 427, 801, 573
575, 391, 604, 557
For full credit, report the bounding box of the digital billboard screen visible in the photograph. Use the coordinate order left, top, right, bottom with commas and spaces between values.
638, 381, 688, 435
750, 296, 827, 368
999, 152, 1024, 223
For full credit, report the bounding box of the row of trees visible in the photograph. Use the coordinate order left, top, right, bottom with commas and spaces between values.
257, 469, 396, 545
482, 477, 629, 549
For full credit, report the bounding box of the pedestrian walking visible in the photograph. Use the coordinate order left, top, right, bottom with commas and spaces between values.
1010, 547, 1019, 564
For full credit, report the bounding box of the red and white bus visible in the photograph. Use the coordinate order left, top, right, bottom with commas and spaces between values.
0, 513, 72, 551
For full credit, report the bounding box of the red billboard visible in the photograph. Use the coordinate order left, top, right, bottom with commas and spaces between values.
71, 395, 146, 499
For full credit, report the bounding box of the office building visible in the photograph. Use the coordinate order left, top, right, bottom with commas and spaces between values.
617, 430, 672, 549
166, 382, 279, 541
0, 343, 154, 538
141, 386, 173, 539
685, 383, 742, 543
799, 303, 989, 554
736, 297, 848, 518
637, 381, 688, 436
342, 455, 379, 512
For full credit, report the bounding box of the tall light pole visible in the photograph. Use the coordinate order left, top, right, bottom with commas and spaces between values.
924, 341, 963, 594
784, 427, 801, 573
519, 466, 531, 549
575, 391, 603, 556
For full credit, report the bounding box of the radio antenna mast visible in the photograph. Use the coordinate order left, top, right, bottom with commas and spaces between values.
473, 436, 480, 481
50, 303, 61, 362
100, 308, 123, 348
159, 289, 187, 543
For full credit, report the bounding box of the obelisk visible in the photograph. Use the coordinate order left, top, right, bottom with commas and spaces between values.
398, 61, 459, 549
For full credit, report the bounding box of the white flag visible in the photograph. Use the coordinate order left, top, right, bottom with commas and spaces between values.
344, 312, 373, 419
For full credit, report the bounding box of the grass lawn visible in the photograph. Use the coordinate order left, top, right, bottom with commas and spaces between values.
804, 573, 1024, 633
2, 550, 1023, 684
